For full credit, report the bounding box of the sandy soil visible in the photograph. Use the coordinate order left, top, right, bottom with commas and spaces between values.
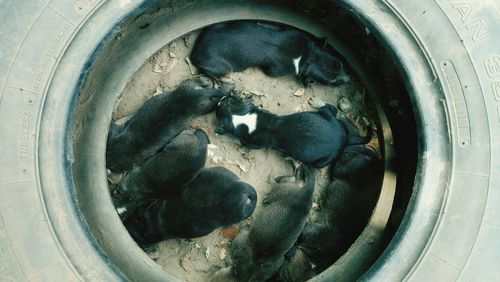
112, 29, 379, 282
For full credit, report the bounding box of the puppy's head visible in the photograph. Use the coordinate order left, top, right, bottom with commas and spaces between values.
106, 137, 129, 174
301, 42, 350, 87
331, 145, 380, 180
200, 167, 257, 225
186, 80, 236, 115
224, 182, 257, 224
215, 94, 256, 135
123, 201, 165, 247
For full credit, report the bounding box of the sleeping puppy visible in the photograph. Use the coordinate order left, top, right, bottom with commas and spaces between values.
112, 129, 209, 220
215, 95, 372, 168
123, 166, 257, 247
191, 21, 350, 86
106, 76, 235, 176
296, 145, 383, 273
211, 164, 315, 282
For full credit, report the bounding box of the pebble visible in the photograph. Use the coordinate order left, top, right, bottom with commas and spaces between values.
152, 64, 162, 73
293, 87, 305, 97
219, 248, 227, 260
153, 86, 163, 96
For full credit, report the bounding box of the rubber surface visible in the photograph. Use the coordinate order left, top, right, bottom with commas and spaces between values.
0, 0, 498, 281
351, 1, 500, 280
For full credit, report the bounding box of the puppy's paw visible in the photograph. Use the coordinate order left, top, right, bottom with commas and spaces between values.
308, 97, 326, 109
215, 126, 226, 135
274, 175, 297, 184
197, 75, 214, 88
284, 157, 301, 170
262, 194, 272, 206
220, 82, 236, 93
181, 76, 214, 89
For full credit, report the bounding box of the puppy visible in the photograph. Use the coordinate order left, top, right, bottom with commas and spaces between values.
215, 95, 371, 168
212, 164, 315, 282
106, 77, 235, 175
124, 166, 257, 246
112, 129, 209, 220
191, 21, 350, 86
296, 145, 383, 273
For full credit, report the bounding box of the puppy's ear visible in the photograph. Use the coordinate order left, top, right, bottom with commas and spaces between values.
243, 96, 256, 109
232, 96, 256, 114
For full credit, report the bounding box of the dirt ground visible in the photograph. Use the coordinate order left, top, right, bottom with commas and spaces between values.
112, 29, 379, 282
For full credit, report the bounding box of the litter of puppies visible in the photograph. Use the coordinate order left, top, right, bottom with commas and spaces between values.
106, 21, 383, 281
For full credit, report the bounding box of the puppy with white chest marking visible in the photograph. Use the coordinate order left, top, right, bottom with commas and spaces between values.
106, 77, 235, 176
215, 95, 372, 168
123, 166, 257, 247
210, 164, 315, 282
191, 21, 350, 86
112, 129, 209, 220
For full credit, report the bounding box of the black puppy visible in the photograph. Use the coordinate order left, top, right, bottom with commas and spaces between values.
215, 95, 371, 168
112, 129, 209, 220
106, 77, 235, 175
211, 164, 315, 282
191, 21, 350, 86
296, 145, 383, 273
124, 166, 257, 247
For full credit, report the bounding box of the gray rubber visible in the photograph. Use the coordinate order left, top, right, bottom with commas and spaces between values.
0, 0, 498, 281
0, 0, 130, 280
351, 1, 500, 280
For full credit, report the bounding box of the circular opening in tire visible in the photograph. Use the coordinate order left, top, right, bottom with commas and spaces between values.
71, 1, 421, 281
